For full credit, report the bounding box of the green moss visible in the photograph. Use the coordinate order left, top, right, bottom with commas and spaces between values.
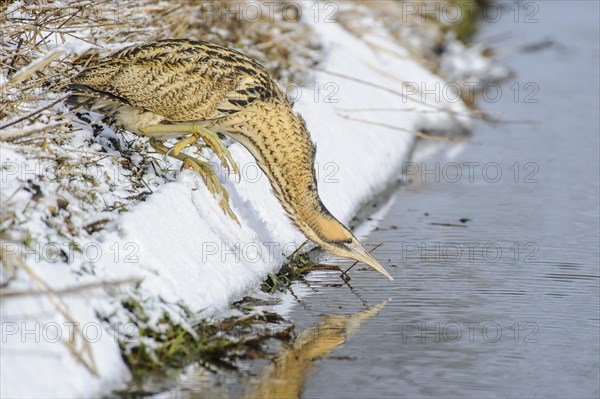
261, 252, 315, 293
118, 297, 293, 380
68, 241, 81, 253
23, 231, 33, 248
443, 0, 489, 42
260, 250, 346, 293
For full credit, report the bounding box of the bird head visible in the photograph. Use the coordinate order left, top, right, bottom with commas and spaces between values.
303, 213, 393, 280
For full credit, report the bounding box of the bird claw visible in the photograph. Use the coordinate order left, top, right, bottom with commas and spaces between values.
181, 158, 239, 224
172, 128, 239, 176
170, 134, 199, 157
200, 131, 239, 176
148, 129, 240, 225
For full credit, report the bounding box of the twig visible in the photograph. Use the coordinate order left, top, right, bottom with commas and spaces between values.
292, 63, 447, 111
335, 106, 493, 119
7, 38, 24, 76
341, 243, 384, 280
338, 106, 539, 126
0, 277, 141, 298
2, 251, 99, 376
0, 123, 64, 142
0, 96, 68, 131
9, 49, 66, 85
337, 113, 476, 144
362, 38, 437, 70
287, 240, 310, 260
430, 222, 467, 228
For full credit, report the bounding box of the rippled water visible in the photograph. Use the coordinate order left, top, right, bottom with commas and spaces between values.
292, 2, 600, 398
151, 2, 599, 398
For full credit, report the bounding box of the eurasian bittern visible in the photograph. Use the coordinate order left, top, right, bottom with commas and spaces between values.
68, 39, 392, 280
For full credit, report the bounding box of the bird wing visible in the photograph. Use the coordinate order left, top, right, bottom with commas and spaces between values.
71, 40, 281, 122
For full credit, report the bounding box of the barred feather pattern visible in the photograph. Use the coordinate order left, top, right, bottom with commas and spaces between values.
69, 39, 341, 240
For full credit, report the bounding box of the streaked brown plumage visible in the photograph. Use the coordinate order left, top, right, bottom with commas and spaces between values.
69, 39, 392, 279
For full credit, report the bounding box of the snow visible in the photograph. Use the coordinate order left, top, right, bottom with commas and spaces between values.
439, 31, 511, 86
0, 4, 491, 397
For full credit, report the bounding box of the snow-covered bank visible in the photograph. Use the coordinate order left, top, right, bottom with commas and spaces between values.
92, 12, 471, 318
1, 2, 485, 397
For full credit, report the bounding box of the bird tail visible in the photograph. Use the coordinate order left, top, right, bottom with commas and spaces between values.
66, 84, 126, 115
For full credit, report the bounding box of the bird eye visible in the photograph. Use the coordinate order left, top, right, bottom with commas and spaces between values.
345, 238, 353, 244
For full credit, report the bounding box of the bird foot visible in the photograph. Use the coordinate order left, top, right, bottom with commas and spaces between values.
180, 158, 240, 225
142, 123, 239, 175
195, 127, 239, 176
169, 134, 200, 157
149, 138, 240, 225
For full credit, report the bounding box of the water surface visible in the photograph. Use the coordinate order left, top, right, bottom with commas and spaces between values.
156, 2, 599, 398
293, 2, 599, 397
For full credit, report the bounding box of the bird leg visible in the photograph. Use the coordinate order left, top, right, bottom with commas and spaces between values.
149, 138, 239, 224
141, 123, 238, 175
169, 133, 201, 157
197, 128, 239, 175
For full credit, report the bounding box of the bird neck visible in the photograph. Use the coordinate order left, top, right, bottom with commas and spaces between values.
221, 98, 348, 243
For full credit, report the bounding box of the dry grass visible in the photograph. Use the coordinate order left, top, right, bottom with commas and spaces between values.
337, 1, 489, 78
1, 0, 318, 121
0, 246, 100, 375
0, 0, 320, 242
0, 0, 321, 374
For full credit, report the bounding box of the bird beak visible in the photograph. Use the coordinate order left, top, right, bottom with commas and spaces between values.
347, 242, 394, 281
